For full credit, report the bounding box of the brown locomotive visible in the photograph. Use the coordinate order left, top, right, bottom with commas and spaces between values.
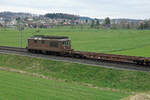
27, 35, 150, 66
27, 35, 73, 54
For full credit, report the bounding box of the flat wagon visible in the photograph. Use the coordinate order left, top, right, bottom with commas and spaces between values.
27, 35, 150, 66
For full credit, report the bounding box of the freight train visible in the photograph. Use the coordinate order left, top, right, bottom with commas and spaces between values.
27, 35, 150, 66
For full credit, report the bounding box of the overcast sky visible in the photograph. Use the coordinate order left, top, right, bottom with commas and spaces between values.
0, 0, 150, 19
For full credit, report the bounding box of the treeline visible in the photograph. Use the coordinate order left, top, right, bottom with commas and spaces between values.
0, 11, 31, 18
44, 13, 80, 20
111, 19, 150, 30
90, 17, 150, 30
138, 21, 150, 30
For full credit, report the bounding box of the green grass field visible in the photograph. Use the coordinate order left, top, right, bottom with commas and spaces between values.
0, 27, 150, 57
1, 27, 150, 99
112, 45, 150, 57
0, 70, 127, 100
0, 54, 150, 93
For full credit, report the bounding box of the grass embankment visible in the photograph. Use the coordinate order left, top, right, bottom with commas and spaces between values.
0, 70, 127, 100
0, 28, 150, 57
0, 53, 150, 93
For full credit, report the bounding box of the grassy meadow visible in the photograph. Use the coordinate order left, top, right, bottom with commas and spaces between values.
0, 27, 150, 57
0, 70, 127, 100
1, 54, 150, 99
1, 27, 150, 99
1, 54, 150, 92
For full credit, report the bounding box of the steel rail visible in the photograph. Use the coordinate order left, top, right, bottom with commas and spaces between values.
0, 46, 150, 72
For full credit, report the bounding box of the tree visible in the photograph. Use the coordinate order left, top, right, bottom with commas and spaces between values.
138, 21, 150, 30
95, 19, 100, 29
90, 20, 95, 28
104, 17, 110, 25
16, 17, 21, 23
104, 17, 111, 28
0, 23, 3, 28
144, 21, 149, 29
45, 13, 79, 20
138, 22, 144, 30
127, 23, 130, 29
85, 19, 88, 24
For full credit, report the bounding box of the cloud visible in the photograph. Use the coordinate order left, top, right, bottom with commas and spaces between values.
0, 0, 150, 19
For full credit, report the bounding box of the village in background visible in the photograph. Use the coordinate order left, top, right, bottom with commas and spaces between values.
0, 11, 150, 30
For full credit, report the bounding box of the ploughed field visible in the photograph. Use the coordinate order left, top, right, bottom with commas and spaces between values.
0, 27, 150, 57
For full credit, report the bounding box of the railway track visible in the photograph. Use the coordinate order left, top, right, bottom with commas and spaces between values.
0, 46, 26, 52
0, 46, 150, 72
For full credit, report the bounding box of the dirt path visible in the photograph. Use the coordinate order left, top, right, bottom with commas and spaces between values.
122, 93, 150, 100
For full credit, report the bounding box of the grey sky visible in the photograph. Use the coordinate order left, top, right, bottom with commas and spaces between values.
0, 0, 150, 19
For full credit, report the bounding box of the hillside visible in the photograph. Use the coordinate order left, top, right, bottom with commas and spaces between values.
44, 13, 80, 20
0, 11, 32, 18
0, 11, 143, 23
0, 53, 150, 92
0, 69, 127, 100
0, 11, 92, 20
2, 53, 150, 99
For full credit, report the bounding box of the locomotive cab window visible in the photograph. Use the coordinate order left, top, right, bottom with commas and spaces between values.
63, 41, 69, 46
50, 41, 58, 47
